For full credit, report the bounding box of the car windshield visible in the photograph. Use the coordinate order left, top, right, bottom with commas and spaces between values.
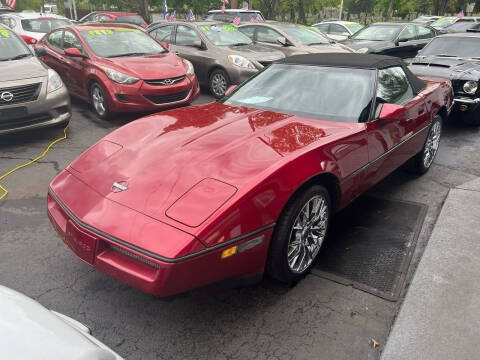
80, 28, 167, 58
446, 21, 476, 32
199, 24, 252, 46
419, 36, 480, 58
345, 23, 363, 33
0, 28, 32, 61
21, 18, 71, 33
117, 15, 146, 26
279, 25, 330, 45
223, 64, 374, 122
351, 25, 401, 41
430, 17, 457, 29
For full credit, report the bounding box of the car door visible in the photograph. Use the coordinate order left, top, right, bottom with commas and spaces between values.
61, 30, 87, 96
41, 29, 65, 76
365, 66, 426, 185
391, 25, 418, 59
171, 25, 210, 85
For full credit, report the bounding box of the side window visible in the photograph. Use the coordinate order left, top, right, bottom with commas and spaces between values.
63, 31, 82, 50
239, 26, 255, 39
257, 27, 282, 43
398, 25, 416, 42
315, 24, 330, 33
376, 67, 414, 105
150, 25, 174, 43
330, 24, 348, 35
47, 30, 63, 49
175, 25, 200, 46
416, 26, 435, 40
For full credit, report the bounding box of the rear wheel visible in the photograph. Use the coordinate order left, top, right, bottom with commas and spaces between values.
90, 82, 111, 120
267, 185, 331, 283
411, 114, 442, 174
209, 69, 230, 99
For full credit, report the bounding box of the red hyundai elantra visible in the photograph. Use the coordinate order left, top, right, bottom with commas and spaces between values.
36, 24, 199, 119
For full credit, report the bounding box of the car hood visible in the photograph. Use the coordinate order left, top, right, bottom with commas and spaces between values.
99, 52, 187, 80
0, 285, 121, 360
224, 44, 285, 61
68, 102, 356, 226
409, 56, 480, 81
341, 39, 393, 52
0, 56, 47, 82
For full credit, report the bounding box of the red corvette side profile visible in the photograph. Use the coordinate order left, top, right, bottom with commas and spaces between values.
36, 24, 200, 119
47, 54, 453, 297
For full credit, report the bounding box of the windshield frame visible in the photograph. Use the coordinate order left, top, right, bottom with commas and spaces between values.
221, 63, 377, 123
79, 27, 168, 58
351, 24, 403, 41
0, 27, 33, 61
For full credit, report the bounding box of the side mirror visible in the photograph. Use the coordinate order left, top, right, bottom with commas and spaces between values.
64, 47, 83, 57
34, 46, 47, 57
193, 40, 206, 50
225, 85, 237, 96
276, 36, 289, 46
160, 42, 169, 50
378, 103, 405, 122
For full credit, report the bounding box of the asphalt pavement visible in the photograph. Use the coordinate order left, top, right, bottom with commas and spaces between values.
1, 93, 479, 360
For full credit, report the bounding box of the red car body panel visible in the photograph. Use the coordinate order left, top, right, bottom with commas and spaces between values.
96, 12, 148, 28
48, 77, 453, 297
37, 24, 199, 113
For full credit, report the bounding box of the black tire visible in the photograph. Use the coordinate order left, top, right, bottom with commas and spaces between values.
89, 82, 111, 120
267, 185, 331, 283
209, 69, 230, 99
411, 114, 442, 174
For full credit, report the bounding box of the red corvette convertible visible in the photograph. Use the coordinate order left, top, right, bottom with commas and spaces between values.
36, 24, 200, 119
47, 54, 453, 297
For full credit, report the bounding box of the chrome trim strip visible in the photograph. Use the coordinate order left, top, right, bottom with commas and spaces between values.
453, 97, 480, 104
48, 188, 275, 264
341, 123, 431, 183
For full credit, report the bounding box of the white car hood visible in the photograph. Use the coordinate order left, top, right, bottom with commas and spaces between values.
0, 285, 122, 360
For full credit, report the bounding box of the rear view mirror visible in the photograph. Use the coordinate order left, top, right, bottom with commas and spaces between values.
64, 48, 83, 57
276, 36, 289, 46
378, 103, 405, 121
34, 46, 47, 57
193, 40, 206, 50
160, 42, 169, 50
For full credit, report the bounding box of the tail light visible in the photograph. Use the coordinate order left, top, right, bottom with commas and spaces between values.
21, 35, 38, 45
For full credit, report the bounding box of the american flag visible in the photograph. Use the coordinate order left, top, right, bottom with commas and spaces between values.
457, 10, 464, 18
221, 4, 225, 13
233, 12, 241, 25
6, 0, 16, 9
168, 10, 176, 21
250, 13, 260, 22
162, 0, 168, 20
221, 0, 229, 3
242, 2, 248, 10
186, 9, 195, 21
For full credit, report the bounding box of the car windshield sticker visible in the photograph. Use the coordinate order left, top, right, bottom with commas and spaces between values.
222, 24, 238, 31
300, 25, 316, 31
346, 23, 357, 28
87, 28, 141, 36
200, 25, 237, 32
237, 96, 272, 104
0, 29, 10, 38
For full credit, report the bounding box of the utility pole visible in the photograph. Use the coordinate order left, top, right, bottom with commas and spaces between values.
72, 0, 77, 20
339, 0, 343, 20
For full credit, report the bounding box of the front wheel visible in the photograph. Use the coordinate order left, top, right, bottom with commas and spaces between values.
267, 185, 331, 283
411, 114, 442, 174
90, 82, 111, 120
209, 69, 230, 99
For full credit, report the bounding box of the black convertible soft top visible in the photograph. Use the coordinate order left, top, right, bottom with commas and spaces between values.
278, 53, 426, 95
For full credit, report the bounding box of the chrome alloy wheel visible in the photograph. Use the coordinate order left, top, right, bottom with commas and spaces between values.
92, 86, 106, 116
287, 195, 329, 274
423, 120, 441, 169
211, 73, 227, 97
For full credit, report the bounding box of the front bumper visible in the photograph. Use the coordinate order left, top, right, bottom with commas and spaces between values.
47, 172, 272, 297
0, 78, 71, 135
106, 76, 200, 113
453, 96, 480, 113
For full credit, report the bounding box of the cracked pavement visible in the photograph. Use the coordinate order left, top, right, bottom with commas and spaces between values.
0, 94, 479, 360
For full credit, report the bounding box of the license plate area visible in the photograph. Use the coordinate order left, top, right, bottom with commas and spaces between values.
65, 220, 97, 264
0, 107, 27, 121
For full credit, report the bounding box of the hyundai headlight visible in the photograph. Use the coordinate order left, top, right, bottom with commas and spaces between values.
357, 47, 369, 54
227, 55, 256, 69
47, 68, 63, 93
184, 59, 195, 78
463, 81, 478, 95
103, 67, 139, 84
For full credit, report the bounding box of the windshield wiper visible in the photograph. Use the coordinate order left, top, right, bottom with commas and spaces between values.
231, 43, 251, 46
107, 52, 147, 58
435, 54, 458, 58
308, 42, 329, 45
8, 54, 32, 60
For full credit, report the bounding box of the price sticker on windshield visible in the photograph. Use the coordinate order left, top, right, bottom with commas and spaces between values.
222, 24, 238, 31
87, 28, 140, 36
300, 25, 316, 31
0, 29, 10, 38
